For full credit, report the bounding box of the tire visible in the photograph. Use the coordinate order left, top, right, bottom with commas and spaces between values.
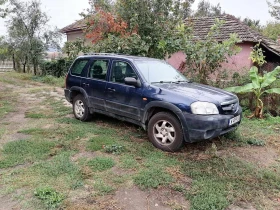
148, 112, 184, 152
73, 95, 91, 121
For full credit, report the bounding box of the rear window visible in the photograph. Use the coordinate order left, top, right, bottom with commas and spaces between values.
71, 59, 89, 76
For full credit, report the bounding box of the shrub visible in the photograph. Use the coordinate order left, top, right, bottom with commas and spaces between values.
40, 58, 73, 77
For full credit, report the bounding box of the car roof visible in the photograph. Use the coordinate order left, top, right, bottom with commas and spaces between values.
77, 53, 162, 62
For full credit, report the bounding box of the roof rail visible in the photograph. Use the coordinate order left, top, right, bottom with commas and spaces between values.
83, 52, 132, 56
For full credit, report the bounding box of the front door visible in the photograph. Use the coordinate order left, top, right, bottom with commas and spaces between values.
105, 60, 144, 121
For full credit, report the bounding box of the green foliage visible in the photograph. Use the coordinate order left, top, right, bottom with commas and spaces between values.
93, 34, 150, 57
225, 66, 280, 118
104, 144, 125, 155
134, 167, 173, 189
88, 157, 115, 171
194, 0, 223, 17
243, 18, 262, 31
86, 0, 194, 58
181, 19, 240, 84
262, 21, 280, 41
39, 58, 73, 77
268, 0, 280, 20
34, 187, 64, 209
249, 43, 267, 67
62, 38, 91, 60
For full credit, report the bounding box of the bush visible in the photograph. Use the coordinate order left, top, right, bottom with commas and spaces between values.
40, 58, 73, 77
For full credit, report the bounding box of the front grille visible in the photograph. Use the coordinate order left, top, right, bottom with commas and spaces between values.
221, 99, 239, 115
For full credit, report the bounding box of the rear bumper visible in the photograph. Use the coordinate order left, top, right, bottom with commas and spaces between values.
183, 106, 242, 142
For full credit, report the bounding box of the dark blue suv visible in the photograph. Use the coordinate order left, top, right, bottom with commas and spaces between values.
65, 54, 242, 152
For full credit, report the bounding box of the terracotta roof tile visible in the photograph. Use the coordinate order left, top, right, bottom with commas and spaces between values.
185, 14, 280, 56
60, 19, 86, 33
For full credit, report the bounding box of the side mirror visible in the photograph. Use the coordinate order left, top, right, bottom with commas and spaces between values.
124, 77, 141, 88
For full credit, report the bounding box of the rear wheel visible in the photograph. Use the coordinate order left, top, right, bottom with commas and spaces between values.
73, 95, 91, 121
148, 112, 184, 152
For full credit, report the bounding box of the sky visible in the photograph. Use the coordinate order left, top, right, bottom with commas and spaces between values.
0, 0, 276, 39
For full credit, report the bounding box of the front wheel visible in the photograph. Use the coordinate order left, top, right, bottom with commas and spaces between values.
73, 95, 91, 121
148, 112, 184, 152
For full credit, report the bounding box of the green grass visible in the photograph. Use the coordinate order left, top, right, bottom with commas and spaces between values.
88, 157, 115, 172
93, 179, 115, 195
134, 167, 173, 189
0, 71, 280, 209
0, 139, 55, 169
32, 75, 65, 88
183, 157, 280, 210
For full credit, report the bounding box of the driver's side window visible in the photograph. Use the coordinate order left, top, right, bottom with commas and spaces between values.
110, 61, 137, 84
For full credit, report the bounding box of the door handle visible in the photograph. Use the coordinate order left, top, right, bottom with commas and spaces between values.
82, 83, 89, 87
107, 88, 116, 92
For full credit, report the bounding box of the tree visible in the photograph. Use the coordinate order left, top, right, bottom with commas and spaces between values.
268, 0, 280, 20
85, 0, 195, 58
0, 0, 8, 18
193, 0, 223, 17
243, 18, 262, 31
6, 0, 61, 74
225, 66, 280, 119
262, 21, 280, 41
62, 38, 91, 59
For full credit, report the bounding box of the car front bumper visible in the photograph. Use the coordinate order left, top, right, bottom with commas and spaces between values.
183, 106, 242, 142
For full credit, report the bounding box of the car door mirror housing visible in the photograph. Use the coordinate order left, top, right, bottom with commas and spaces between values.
124, 77, 141, 88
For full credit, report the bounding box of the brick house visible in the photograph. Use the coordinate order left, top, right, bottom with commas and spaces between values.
61, 15, 280, 75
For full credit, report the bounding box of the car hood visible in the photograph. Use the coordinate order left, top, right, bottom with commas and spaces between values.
152, 82, 238, 105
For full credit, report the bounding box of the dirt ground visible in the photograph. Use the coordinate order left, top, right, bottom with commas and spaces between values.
0, 75, 279, 210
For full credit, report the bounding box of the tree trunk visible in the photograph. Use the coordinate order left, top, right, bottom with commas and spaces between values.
33, 59, 37, 75
12, 53, 16, 71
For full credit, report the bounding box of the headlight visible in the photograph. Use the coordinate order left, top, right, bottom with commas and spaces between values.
191, 102, 219, 115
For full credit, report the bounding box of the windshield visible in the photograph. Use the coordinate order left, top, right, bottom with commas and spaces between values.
135, 60, 188, 83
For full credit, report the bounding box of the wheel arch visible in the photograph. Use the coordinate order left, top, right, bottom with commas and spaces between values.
142, 101, 190, 142
69, 87, 89, 103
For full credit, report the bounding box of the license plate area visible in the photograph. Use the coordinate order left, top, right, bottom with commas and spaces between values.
229, 115, 240, 126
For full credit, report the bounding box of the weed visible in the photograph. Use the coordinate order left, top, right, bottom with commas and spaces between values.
88, 157, 115, 172
104, 145, 125, 155
134, 167, 173, 189
34, 187, 64, 209
246, 138, 266, 146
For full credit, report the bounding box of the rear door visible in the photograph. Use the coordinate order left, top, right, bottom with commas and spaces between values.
82, 58, 110, 111
105, 60, 144, 121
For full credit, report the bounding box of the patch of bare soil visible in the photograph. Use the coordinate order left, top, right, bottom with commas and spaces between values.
71, 152, 97, 162
226, 202, 257, 210
114, 186, 190, 210
0, 195, 21, 210
219, 146, 279, 168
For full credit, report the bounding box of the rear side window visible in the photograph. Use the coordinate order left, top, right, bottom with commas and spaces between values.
71, 59, 89, 76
